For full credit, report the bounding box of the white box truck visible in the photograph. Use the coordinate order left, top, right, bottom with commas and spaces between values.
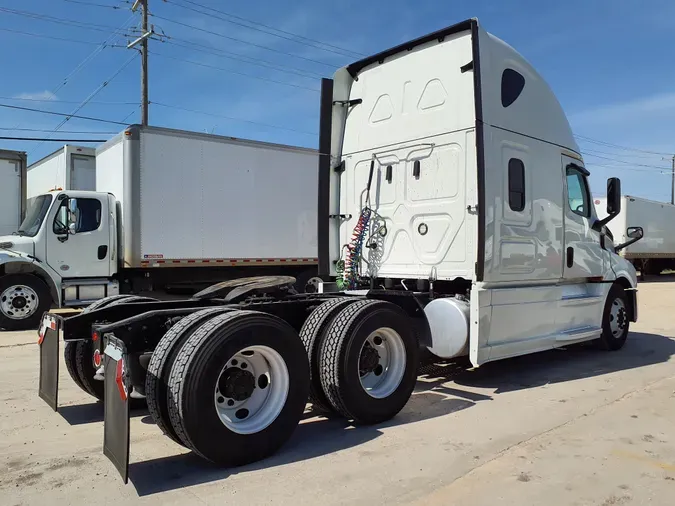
37, 19, 643, 483
596, 195, 675, 276
0, 149, 27, 236
0, 125, 318, 330
27, 145, 96, 201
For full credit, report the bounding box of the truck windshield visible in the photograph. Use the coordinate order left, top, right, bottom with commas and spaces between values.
17, 194, 53, 237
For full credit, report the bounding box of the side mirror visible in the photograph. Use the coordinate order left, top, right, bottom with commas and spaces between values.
615, 226, 643, 252
593, 177, 622, 231
68, 222, 77, 235
606, 177, 621, 215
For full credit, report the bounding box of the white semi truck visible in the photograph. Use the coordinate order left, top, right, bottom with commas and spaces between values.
596, 195, 675, 276
37, 18, 643, 483
0, 125, 319, 330
0, 149, 27, 236
27, 145, 96, 201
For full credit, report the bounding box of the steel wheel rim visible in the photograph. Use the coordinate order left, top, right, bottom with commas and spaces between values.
214, 345, 289, 435
0, 285, 39, 320
359, 327, 407, 399
609, 297, 628, 338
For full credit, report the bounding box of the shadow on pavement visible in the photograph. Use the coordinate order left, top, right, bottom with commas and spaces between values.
127, 331, 673, 495
58, 402, 148, 425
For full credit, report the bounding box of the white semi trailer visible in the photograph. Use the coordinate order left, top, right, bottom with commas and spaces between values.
596, 195, 675, 276
0, 125, 319, 330
0, 149, 27, 236
37, 18, 642, 483
27, 145, 96, 201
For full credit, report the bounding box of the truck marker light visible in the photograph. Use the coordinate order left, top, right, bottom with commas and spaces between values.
115, 360, 128, 401
92, 331, 100, 342
93, 349, 102, 368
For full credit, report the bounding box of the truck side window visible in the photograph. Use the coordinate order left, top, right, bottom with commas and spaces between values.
508, 158, 525, 211
566, 167, 591, 218
53, 198, 102, 234
501, 68, 525, 107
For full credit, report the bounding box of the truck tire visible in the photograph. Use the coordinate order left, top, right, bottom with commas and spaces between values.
166, 310, 310, 466
73, 295, 157, 400
0, 274, 52, 331
74, 339, 104, 400
64, 341, 88, 393
596, 284, 630, 351
299, 297, 357, 413
318, 299, 419, 425
145, 307, 233, 446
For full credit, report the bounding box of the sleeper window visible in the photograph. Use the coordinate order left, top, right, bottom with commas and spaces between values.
508, 158, 525, 212
501, 69, 525, 107
566, 166, 591, 218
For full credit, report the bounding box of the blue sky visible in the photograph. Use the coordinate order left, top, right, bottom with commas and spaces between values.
1, 0, 674, 201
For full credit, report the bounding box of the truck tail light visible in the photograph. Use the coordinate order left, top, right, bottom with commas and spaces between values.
93, 349, 102, 368
92, 330, 100, 342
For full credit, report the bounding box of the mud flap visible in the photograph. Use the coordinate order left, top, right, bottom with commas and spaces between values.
38, 314, 60, 411
102, 336, 130, 484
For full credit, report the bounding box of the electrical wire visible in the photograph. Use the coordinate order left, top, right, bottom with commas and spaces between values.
0, 7, 136, 36
166, 37, 324, 79
0, 96, 137, 105
151, 102, 319, 136
29, 53, 138, 154
166, 0, 363, 59
576, 134, 672, 157
0, 127, 118, 134
0, 27, 112, 45
150, 13, 338, 68
62, 0, 124, 8
581, 152, 671, 170
0, 104, 130, 126
0, 136, 106, 142
152, 51, 321, 92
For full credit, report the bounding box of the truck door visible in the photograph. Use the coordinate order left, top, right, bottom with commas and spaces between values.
562, 156, 605, 279
46, 195, 111, 278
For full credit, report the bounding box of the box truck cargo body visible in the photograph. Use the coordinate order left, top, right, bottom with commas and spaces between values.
0, 149, 27, 236
0, 125, 318, 330
27, 145, 96, 200
596, 195, 675, 275
35, 19, 643, 482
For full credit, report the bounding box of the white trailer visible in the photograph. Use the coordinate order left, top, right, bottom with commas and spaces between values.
27, 145, 96, 200
0, 125, 318, 330
596, 195, 675, 275
0, 149, 27, 236
36, 19, 643, 483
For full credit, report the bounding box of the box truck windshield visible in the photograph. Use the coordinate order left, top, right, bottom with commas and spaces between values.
18, 194, 53, 237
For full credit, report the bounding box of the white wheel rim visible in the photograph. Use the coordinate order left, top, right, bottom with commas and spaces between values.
0, 285, 39, 320
609, 297, 628, 338
214, 345, 289, 435
359, 327, 407, 399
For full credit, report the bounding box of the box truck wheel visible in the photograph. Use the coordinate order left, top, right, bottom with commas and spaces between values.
597, 284, 630, 351
166, 310, 309, 466
0, 274, 51, 331
299, 297, 358, 413
145, 307, 233, 446
64, 341, 88, 393
318, 300, 419, 425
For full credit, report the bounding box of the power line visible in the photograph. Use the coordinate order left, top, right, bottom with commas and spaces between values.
166, 37, 324, 79
166, 0, 362, 59
152, 51, 320, 92
0, 7, 136, 36
30, 53, 138, 153
151, 102, 318, 136
62, 0, 124, 8
0, 26, 111, 45
151, 13, 338, 69
0, 136, 106, 142
0, 103, 130, 126
0, 126, 118, 134
576, 134, 672, 157
0, 96, 138, 105
581, 151, 671, 170
580, 148, 667, 160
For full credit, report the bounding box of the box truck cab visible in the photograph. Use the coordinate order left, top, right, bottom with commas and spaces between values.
321, 18, 640, 365
0, 190, 118, 328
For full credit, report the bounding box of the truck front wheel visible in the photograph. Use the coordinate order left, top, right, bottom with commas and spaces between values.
597, 284, 630, 351
0, 274, 52, 331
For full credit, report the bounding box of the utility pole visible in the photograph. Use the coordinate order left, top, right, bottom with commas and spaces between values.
671, 155, 675, 205
129, 0, 153, 126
